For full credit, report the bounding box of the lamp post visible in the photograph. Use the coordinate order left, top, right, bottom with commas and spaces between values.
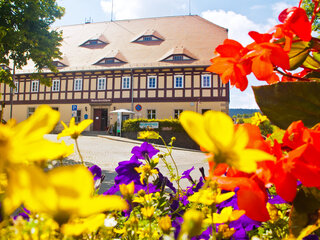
9, 61, 16, 119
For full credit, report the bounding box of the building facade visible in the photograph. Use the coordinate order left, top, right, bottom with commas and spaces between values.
1, 15, 229, 132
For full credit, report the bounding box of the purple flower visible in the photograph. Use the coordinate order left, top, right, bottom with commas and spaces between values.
104, 156, 142, 195
88, 165, 102, 181
181, 166, 195, 183
172, 216, 184, 239
268, 195, 287, 204
157, 170, 176, 193
217, 194, 261, 239
104, 155, 160, 195
13, 208, 30, 221
131, 142, 159, 160
303, 235, 319, 240
191, 226, 212, 240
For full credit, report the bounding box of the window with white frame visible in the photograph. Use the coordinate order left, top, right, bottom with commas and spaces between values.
31, 80, 39, 92
97, 77, 106, 90
52, 79, 60, 92
14, 81, 19, 93
174, 75, 184, 88
122, 76, 131, 89
147, 76, 157, 89
201, 74, 212, 88
174, 109, 183, 119
147, 109, 156, 119
74, 78, 82, 91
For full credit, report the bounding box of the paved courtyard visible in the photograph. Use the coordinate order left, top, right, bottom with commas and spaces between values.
45, 134, 208, 193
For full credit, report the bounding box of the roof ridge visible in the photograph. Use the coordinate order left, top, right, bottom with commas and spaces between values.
54, 15, 200, 28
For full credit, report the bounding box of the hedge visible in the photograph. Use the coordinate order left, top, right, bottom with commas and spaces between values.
122, 118, 184, 132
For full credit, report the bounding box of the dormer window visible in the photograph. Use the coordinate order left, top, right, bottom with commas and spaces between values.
94, 58, 126, 65
52, 61, 67, 67
134, 35, 162, 42
163, 54, 194, 62
81, 39, 107, 47
143, 36, 152, 41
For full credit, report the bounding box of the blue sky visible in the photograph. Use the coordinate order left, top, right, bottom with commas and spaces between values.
55, 0, 298, 108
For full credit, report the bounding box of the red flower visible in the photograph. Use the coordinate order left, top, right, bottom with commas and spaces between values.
244, 31, 290, 82
282, 120, 308, 150
270, 24, 294, 52
207, 39, 251, 91
288, 143, 320, 187
278, 7, 312, 42
213, 175, 270, 222
270, 121, 320, 202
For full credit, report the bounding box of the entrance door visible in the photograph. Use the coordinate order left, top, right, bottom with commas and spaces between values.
93, 109, 108, 131
101, 109, 108, 130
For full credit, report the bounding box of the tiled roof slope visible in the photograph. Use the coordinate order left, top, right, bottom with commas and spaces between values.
17, 15, 227, 74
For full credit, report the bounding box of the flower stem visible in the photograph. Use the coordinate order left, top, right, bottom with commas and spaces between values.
75, 138, 85, 165
211, 204, 217, 240
159, 136, 182, 193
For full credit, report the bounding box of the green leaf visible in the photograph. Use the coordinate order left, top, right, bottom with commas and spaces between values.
289, 41, 311, 70
289, 187, 320, 237
304, 71, 320, 81
252, 82, 320, 129
312, 52, 320, 63
303, 55, 320, 70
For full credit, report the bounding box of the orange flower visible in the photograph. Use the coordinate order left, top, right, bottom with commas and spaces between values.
207, 39, 251, 91
270, 121, 320, 202
244, 31, 289, 83
278, 7, 312, 42
212, 175, 270, 222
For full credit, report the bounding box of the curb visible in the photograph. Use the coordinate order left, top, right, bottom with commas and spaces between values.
97, 135, 201, 153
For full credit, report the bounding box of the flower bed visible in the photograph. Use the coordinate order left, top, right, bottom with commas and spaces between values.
1, 1, 320, 239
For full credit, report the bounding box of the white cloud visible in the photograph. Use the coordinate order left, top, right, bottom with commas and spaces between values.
271, 2, 293, 18
229, 75, 267, 109
100, 0, 187, 20
201, 10, 273, 45
250, 5, 266, 10
201, 10, 278, 108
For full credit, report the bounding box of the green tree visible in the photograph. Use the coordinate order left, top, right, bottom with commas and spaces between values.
0, 0, 65, 86
301, 0, 320, 34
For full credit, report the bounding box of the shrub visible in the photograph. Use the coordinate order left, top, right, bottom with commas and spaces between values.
122, 118, 184, 132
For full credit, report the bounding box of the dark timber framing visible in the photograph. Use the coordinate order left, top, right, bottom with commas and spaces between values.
3, 67, 229, 105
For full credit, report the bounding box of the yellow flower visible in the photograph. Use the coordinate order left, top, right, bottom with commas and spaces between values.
218, 224, 236, 239
204, 207, 245, 224
188, 188, 235, 206
267, 203, 280, 223
133, 193, 155, 204
180, 209, 204, 238
158, 215, 172, 234
61, 213, 106, 236
3, 165, 128, 224
141, 206, 155, 219
250, 112, 268, 126
58, 117, 93, 140
137, 131, 160, 139
0, 105, 72, 168
119, 181, 135, 199
135, 164, 158, 184
180, 111, 274, 173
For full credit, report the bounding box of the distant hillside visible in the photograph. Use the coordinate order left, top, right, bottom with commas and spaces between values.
229, 108, 261, 117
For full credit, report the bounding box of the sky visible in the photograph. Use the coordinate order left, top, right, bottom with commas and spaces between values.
54, 0, 299, 109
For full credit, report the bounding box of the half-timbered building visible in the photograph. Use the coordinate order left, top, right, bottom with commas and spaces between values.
1, 15, 229, 131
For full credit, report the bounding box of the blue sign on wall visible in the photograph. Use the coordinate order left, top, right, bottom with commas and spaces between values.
72, 105, 77, 111
84, 114, 88, 119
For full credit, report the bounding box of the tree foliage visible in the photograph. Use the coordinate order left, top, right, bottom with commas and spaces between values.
301, 0, 320, 34
0, 0, 65, 86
